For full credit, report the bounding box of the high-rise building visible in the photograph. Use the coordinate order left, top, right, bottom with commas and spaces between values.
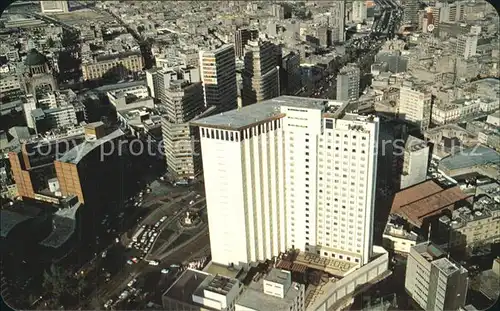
330, 2, 346, 43
199, 45, 238, 112
191, 96, 379, 267
405, 242, 468, 311
336, 63, 360, 102
456, 34, 478, 60
398, 135, 430, 190
241, 40, 280, 106
234, 28, 258, 59
352, 1, 367, 23
434, 1, 466, 23
54, 126, 126, 205
40, 1, 69, 14
398, 82, 432, 131
281, 52, 302, 95
316, 26, 331, 48
161, 67, 205, 180
401, 0, 419, 25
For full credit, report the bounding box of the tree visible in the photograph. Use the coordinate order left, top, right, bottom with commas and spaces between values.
46, 37, 55, 48
42, 264, 86, 307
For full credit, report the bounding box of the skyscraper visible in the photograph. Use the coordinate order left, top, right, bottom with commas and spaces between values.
330, 1, 346, 43
234, 28, 259, 59
199, 45, 238, 113
161, 67, 205, 180
336, 63, 360, 102
241, 40, 280, 106
191, 96, 379, 267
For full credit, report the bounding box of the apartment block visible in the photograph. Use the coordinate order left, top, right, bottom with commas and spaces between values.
456, 34, 478, 60
438, 194, 500, 249
191, 96, 379, 267
405, 242, 468, 311
398, 83, 432, 131
336, 63, 360, 102
399, 135, 430, 190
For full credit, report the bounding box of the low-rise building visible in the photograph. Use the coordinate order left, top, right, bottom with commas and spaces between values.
405, 242, 468, 311
81, 51, 144, 81
438, 195, 500, 249
162, 269, 243, 311
383, 214, 422, 254
431, 98, 482, 125
439, 145, 500, 179
107, 84, 154, 111
235, 269, 305, 311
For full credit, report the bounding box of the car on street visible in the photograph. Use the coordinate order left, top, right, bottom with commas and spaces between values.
119, 290, 130, 300
127, 278, 137, 287
161, 268, 170, 274
131, 257, 139, 263
127, 259, 134, 265
104, 299, 113, 309
148, 260, 159, 266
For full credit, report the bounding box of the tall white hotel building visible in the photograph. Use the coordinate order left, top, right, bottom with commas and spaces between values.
192, 96, 379, 267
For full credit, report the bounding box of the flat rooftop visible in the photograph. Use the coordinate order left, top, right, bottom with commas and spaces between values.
190, 96, 348, 130
162, 269, 210, 306
413, 242, 447, 261
391, 180, 471, 227
56, 129, 124, 164
294, 251, 358, 277
265, 269, 291, 285
236, 275, 302, 311
433, 257, 461, 276
203, 261, 240, 279
440, 145, 500, 171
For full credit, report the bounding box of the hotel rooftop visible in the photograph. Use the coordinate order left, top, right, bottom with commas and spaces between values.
190, 96, 373, 131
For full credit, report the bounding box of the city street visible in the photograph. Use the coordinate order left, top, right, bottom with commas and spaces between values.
81, 180, 208, 309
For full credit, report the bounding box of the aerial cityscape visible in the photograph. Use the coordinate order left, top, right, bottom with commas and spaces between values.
0, 1, 499, 311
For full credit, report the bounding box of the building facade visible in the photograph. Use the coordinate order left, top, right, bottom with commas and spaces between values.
40, 1, 69, 14
336, 63, 360, 102
405, 242, 468, 311
398, 83, 432, 131
192, 96, 379, 267
399, 135, 430, 190
81, 51, 144, 81
242, 40, 280, 107
234, 28, 258, 59
199, 45, 238, 113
